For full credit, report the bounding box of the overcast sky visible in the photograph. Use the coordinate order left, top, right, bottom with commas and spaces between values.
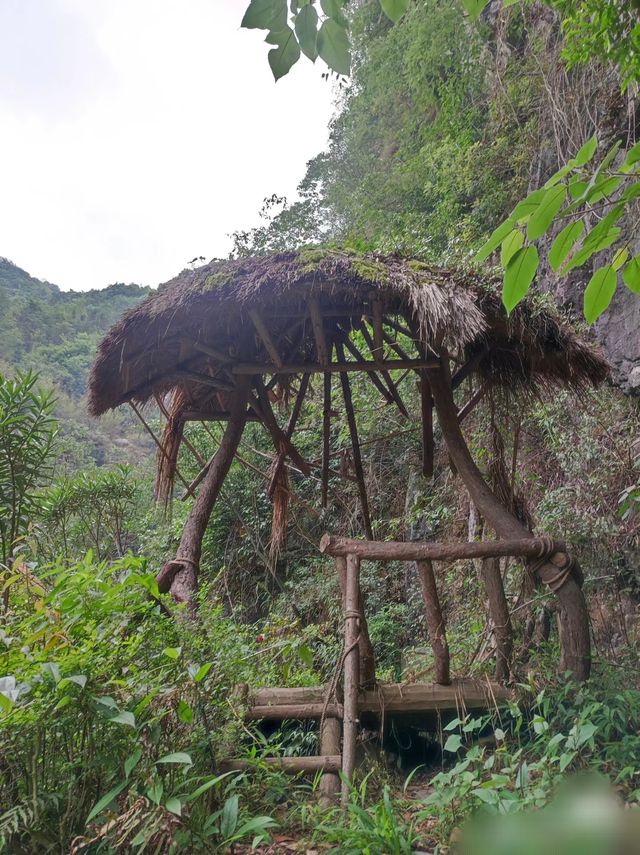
0, 0, 335, 291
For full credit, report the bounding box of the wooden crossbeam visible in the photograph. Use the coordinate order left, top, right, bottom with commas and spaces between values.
232, 358, 436, 375
220, 756, 342, 774
340, 335, 396, 406
249, 309, 283, 369
319, 533, 566, 561
181, 409, 258, 422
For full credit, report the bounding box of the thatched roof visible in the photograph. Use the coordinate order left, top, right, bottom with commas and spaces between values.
88, 248, 608, 417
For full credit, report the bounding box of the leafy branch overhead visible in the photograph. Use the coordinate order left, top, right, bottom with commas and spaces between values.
241, 0, 410, 80
476, 135, 640, 323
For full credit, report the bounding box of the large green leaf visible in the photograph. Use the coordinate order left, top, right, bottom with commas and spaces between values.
157, 752, 193, 765
572, 134, 598, 167
584, 266, 617, 324
475, 218, 515, 264
317, 19, 350, 75
526, 185, 566, 240
86, 781, 128, 824
548, 221, 584, 271
622, 257, 640, 294
320, 0, 349, 28
500, 229, 524, 267
266, 27, 301, 80
294, 4, 318, 61
503, 246, 539, 314
510, 188, 547, 223
380, 0, 410, 23
241, 0, 287, 31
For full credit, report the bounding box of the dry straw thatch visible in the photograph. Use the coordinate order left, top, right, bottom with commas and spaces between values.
89, 248, 608, 419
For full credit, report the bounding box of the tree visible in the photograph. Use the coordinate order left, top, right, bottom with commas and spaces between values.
0, 372, 56, 605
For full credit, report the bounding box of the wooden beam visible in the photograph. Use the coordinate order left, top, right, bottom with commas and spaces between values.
249, 678, 513, 714
369, 294, 384, 361
220, 755, 342, 774
181, 409, 258, 422
319, 533, 567, 562
416, 559, 450, 685
420, 371, 434, 478
342, 553, 361, 805
308, 299, 329, 368
319, 716, 342, 806
357, 325, 409, 417
245, 703, 343, 720
451, 347, 489, 390
322, 371, 331, 510
335, 341, 373, 540
457, 385, 486, 423
267, 374, 310, 499
341, 335, 396, 406
382, 327, 414, 362
250, 380, 312, 476
249, 308, 283, 370
232, 358, 437, 375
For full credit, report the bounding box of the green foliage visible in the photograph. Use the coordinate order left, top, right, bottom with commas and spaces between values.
0, 371, 56, 567
476, 134, 640, 321
315, 776, 417, 854
37, 464, 141, 562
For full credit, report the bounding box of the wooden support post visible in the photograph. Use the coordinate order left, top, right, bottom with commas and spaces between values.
420, 371, 434, 478
479, 556, 513, 682
248, 309, 283, 369
335, 342, 373, 540
157, 377, 250, 610
319, 716, 342, 806
416, 560, 451, 685
335, 556, 376, 688
267, 374, 310, 499
322, 371, 331, 509
342, 553, 361, 806
309, 299, 329, 368
369, 295, 384, 362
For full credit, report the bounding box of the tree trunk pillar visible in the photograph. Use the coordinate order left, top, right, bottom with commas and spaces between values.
415, 559, 450, 684
427, 361, 590, 681
341, 553, 361, 806
156, 377, 250, 610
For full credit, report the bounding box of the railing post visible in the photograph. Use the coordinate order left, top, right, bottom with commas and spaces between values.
341, 552, 361, 806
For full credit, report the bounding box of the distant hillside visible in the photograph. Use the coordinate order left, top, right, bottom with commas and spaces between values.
0, 256, 152, 470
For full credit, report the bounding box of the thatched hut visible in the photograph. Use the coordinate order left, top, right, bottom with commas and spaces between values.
89, 248, 608, 686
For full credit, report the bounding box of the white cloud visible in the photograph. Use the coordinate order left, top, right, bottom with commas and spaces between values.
0, 0, 335, 291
